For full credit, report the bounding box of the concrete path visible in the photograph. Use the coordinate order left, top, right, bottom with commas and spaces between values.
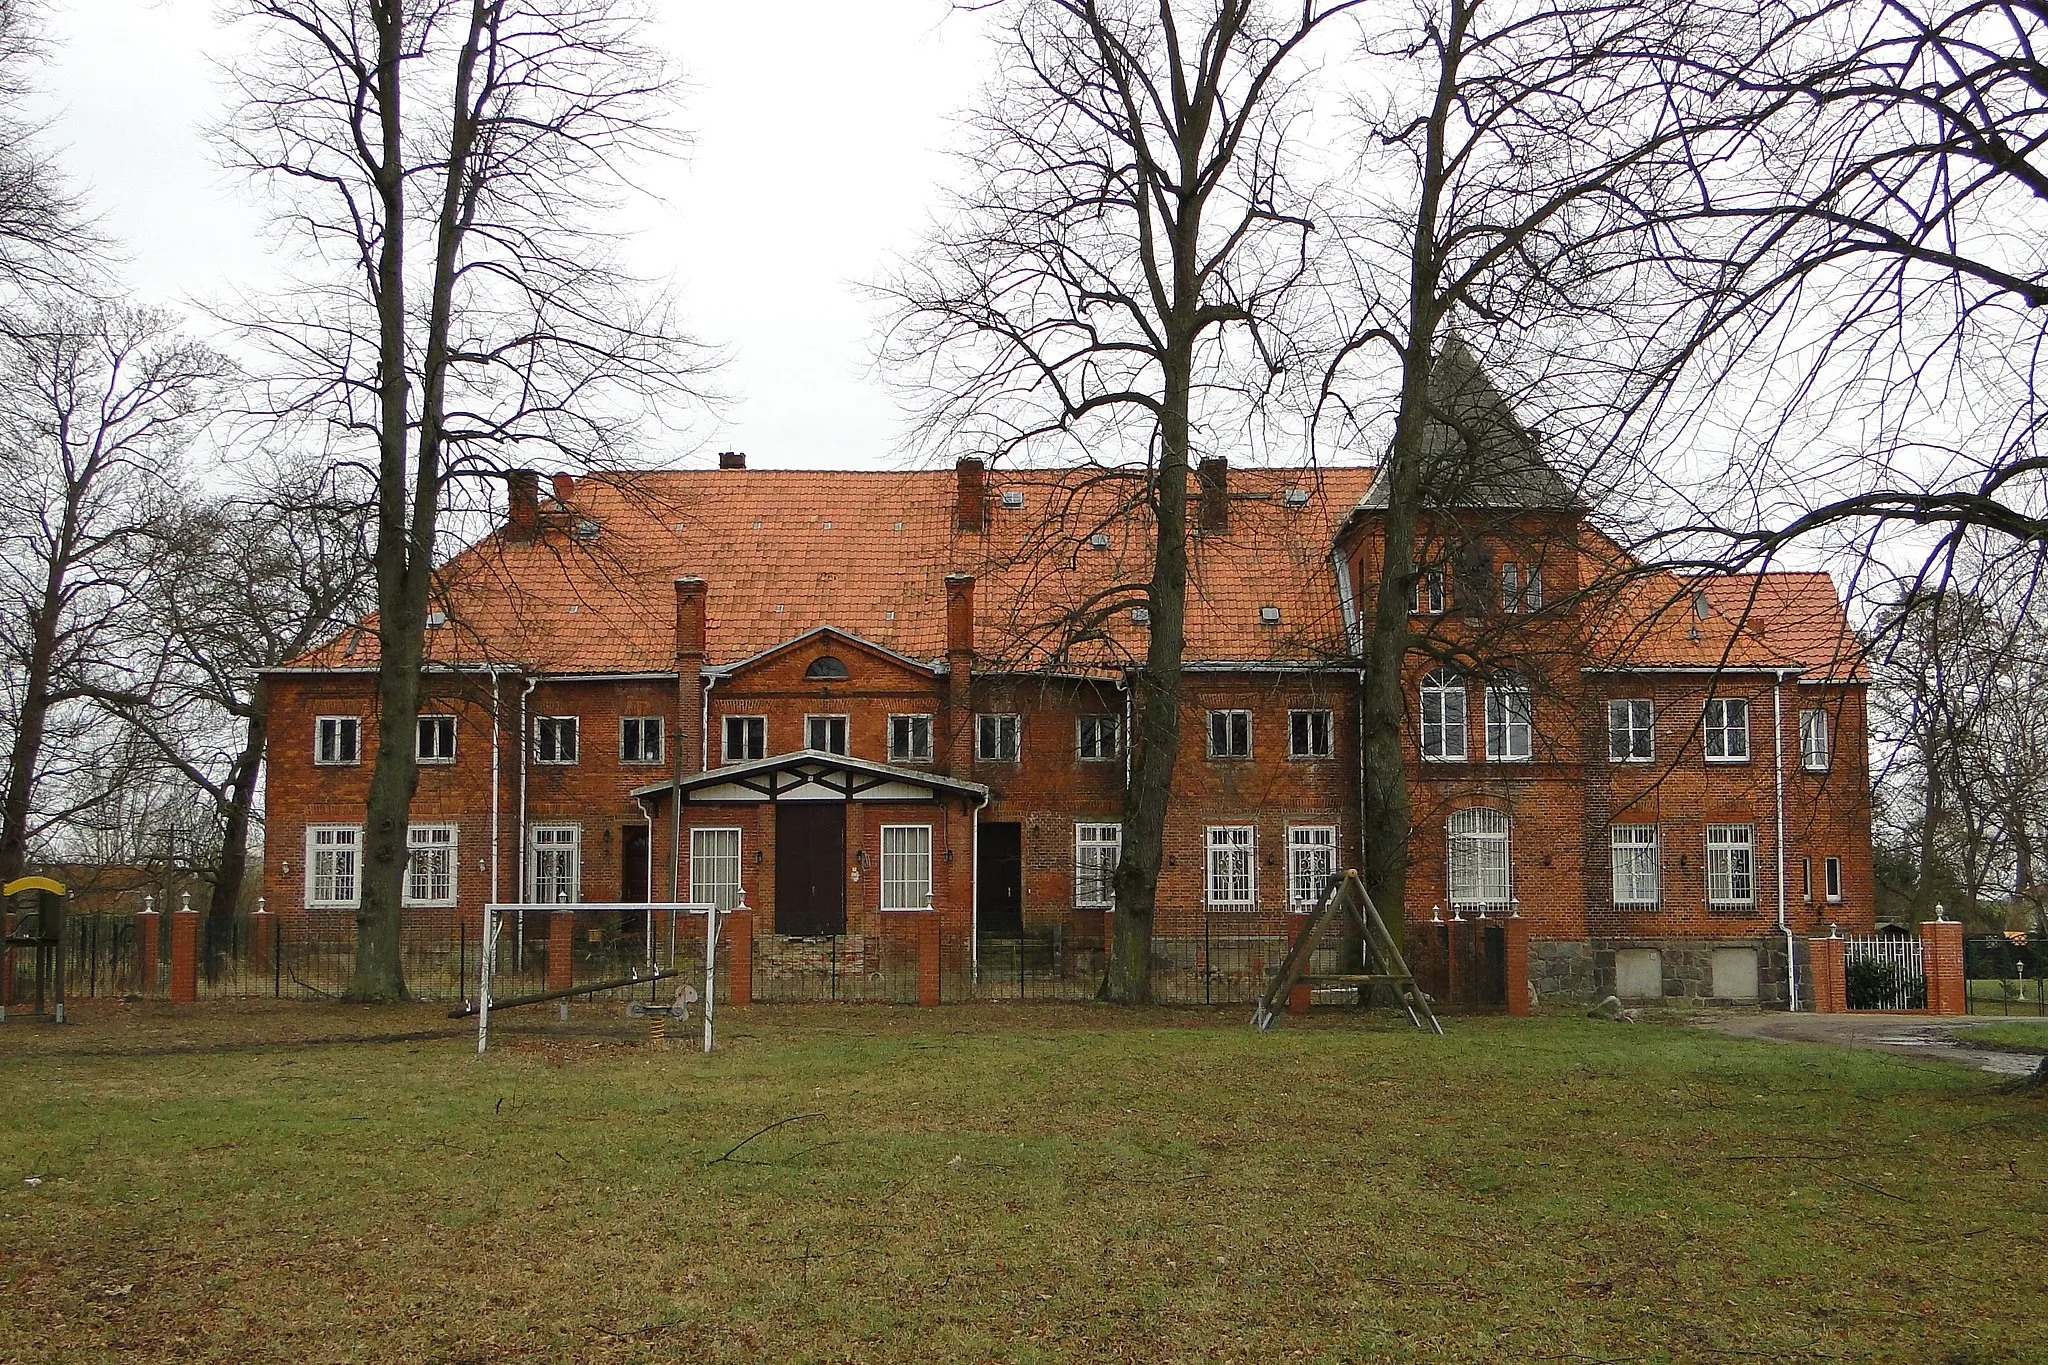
1699, 1011, 2045, 1078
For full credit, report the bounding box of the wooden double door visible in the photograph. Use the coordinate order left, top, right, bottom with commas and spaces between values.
776, 802, 846, 936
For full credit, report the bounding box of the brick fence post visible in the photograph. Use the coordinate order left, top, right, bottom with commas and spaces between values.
724, 908, 753, 1006
1505, 915, 1531, 1016
1286, 980, 1312, 1016
250, 900, 275, 975
1809, 936, 1846, 1013
918, 910, 942, 1006
1, 908, 14, 1008
135, 902, 160, 997
169, 897, 200, 1003
548, 908, 575, 991
1921, 918, 1965, 1016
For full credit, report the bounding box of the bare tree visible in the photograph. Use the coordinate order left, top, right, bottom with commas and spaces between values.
883, 0, 1369, 1004
221, 0, 709, 1000
0, 0, 93, 296
0, 303, 229, 883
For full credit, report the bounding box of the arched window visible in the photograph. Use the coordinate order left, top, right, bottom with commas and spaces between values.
1448, 808, 1511, 913
1420, 668, 1466, 761
803, 655, 849, 681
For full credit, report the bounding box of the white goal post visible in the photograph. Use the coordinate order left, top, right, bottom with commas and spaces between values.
476, 901, 726, 1055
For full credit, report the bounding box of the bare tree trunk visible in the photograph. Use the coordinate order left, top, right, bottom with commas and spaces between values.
0, 595, 58, 884
204, 689, 268, 982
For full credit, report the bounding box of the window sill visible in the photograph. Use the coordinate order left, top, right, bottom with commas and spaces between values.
1206, 905, 1259, 913
313, 759, 361, 767
1707, 904, 1758, 915
1610, 756, 1655, 765
418, 757, 456, 766
1704, 757, 1751, 766
533, 760, 580, 767
1421, 755, 1468, 764
1287, 753, 1334, 762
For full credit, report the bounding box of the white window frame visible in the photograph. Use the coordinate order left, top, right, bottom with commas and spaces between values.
722, 714, 766, 764
805, 713, 849, 754
404, 823, 458, 906
1824, 855, 1843, 903
1415, 566, 1447, 615
879, 824, 933, 911
416, 714, 456, 765
1706, 824, 1755, 908
1703, 698, 1750, 763
530, 824, 581, 905
620, 716, 663, 765
1608, 698, 1654, 762
305, 824, 361, 908
1206, 825, 1256, 909
1523, 567, 1543, 611
888, 713, 933, 763
1499, 563, 1522, 614
1610, 824, 1659, 908
1074, 823, 1121, 908
1484, 680, 1533, 762
1076, 714, 1120, 761
1420, 669, 1466, 761
1289, 709, 1333, 759
977, 713, 1020, 762
1207, 709, 1252, 759
1287, 824, 1338, 909
1800, 709, 1831, 772
1447, 808, 1512, 912
689, 827, 743, 911
314, 715, 360, 766
534, 716, 579, 765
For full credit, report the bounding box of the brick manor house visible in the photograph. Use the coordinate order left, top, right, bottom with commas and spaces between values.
262, 360, 1874, 1007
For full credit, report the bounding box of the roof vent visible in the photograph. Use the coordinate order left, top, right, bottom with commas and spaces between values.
425, 610, 447, 628
1130, 607, 1150, 624
1693, 590, 1711, 620
1283, 487, 1310, 507
572, 518, 601, 542
1260, 605, 1281, 624
1088, 532, 1110, 550
1000, 489, 1025, 509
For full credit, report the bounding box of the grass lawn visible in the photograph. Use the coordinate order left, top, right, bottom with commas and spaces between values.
2, 1001, 2045, 1364
1961, 1020, 2048, 1052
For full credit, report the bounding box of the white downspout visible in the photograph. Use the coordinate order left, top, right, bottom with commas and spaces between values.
970, 791, 987, 981
1774, 672, 1798, 1011
489, 672, 502, 907
516, 676, 538, 963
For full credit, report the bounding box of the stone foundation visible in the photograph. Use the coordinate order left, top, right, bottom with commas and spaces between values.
1529, 935, 1806, 1009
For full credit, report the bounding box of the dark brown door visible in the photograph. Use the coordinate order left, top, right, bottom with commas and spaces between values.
978, 822, 1024, 936
620, 826, 650, 903
776, 802, 846, 936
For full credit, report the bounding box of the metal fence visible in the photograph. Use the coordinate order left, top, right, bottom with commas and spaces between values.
1965, 934, 2048, 1017
749, 931, 923, 1004
959, 919, 1337, 1007
1844, 934, 1928, 1010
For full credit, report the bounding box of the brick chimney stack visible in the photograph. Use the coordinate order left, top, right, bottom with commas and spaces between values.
718, 451, 746, 470
944, 573, 975, 775
551, 473, 576, 505
506, 469, 540, 540
955, 457, 987, 534
1197, 456, 1229, 533
674, 576, 707, 777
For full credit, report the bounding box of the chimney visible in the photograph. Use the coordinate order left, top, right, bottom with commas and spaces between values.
551, 473, 576, 506
1197, 456, 1229, 533
506, 469, 540, 540
944, 574, 976, 658
955, 457, 987, 534
674, 576, 707, 781
673, 576, 707, 661
718, 451, 746, 470
944, 574, 975, 777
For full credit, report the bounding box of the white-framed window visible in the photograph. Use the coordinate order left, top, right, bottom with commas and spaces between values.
530, 824, 581, 905
1206, 825, 1256, 908
404, 823, 458, 906
1703, 698, 1749, 763
304, 824, 361, 908
416, 714, 456, 764
690, 827, 743, 910
1420, 668, 1466, 761
1207, 709, 1251, 758
1415, 566, 1447, 615
620, 716, 663, 764
977, 713, 1020, 762
1484, 679, 1533, 761
880, 824, 932, 910
888, 714, 933, 763
1289, 709, 1333, 758
1608, 698, 1654, 762
1706, 824, 1755, 908
1448, 808, 1511, 911
1077, 714, 1119, 761
315, 716, 360, 766
1500, 563, 1522, 613
1522, 567, 1543, 611
805, 714, 849, 754
1288, 825, 1338, 908
1824, 855, 1843, 903
723, 715, 766, 763
1610, 824, 1659, 907
1800, 709, 1830, 772
535, 716, 579, 764
1800, 856, 1812, 902
1074, 823, 1121, 908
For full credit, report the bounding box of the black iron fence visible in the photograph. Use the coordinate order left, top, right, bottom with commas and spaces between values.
1965, 933, 2048, 1017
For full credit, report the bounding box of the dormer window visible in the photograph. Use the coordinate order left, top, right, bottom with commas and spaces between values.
804, 655, 849, 681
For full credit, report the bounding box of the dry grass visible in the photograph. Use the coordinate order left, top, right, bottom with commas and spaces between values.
2, 999, 2044, 1363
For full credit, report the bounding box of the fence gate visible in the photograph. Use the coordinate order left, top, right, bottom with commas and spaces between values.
1843, 935, 1927, 1010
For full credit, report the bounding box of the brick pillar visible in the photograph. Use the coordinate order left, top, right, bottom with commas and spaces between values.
725, 908, 753, 1005
1, 909, 14, 1007
548, 908, 575, 991
917, 909, 942, 1006
1921, 918, 1965, 1016
169, 904, 200, 1003
1504, 916, 1531, 1016
1287, 980, 1312, 1015
1809, 936, 1846, 1013
135, 907, 160, 996
250, 906, 275, 974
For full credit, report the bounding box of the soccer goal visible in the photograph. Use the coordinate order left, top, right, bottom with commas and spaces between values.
474, 901, 729, 1055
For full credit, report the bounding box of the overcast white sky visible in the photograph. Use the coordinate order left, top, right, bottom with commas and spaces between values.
32, 0, 996, 471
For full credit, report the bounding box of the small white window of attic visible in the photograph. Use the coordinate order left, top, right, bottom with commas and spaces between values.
1283, 488, 1310, 507
1000, 489, 1025, 508
572, 518, 600, 541
1260, 606, 1281, 624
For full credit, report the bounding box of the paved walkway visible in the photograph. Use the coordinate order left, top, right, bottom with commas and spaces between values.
1701, 1011, 2045, 1078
